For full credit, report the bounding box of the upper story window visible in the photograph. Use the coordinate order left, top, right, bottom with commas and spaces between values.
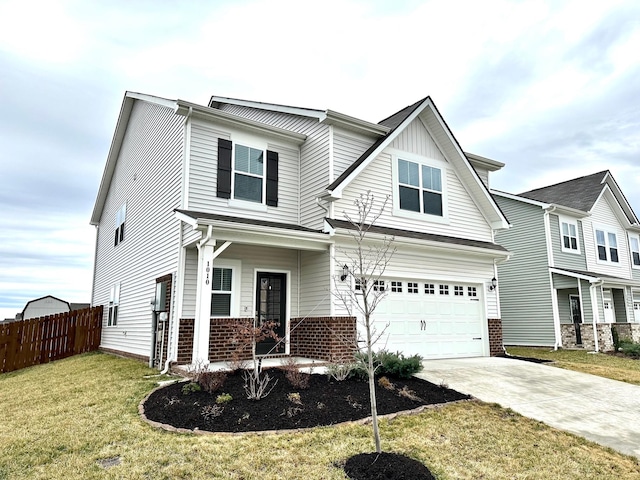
397, 158, 443, 216
108, 283, 120, 326
216, 138, 278, 208
629, 235, 640, 268
114, 203, 126, 246
560, 218, 579, 253
595, 228, 619, 263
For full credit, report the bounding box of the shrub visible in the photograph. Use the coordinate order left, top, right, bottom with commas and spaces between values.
201, 404, 223, 420
326, 362, 354, 381
215, 393, 233, 404
243, 369, 278, 400
619, 340, 640, 359
351, 350, 424, 380
377, 376, 395, 390
287, 392, 302, 405
280, 357, 311, 389
181, 382, 201, 395
199, 371, 227, 394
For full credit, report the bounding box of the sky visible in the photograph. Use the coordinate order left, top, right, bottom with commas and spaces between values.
1, 0, 639, 319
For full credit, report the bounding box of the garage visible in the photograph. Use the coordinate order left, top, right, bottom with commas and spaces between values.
372, 279, 487, 359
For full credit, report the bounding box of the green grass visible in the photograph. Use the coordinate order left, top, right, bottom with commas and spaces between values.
1, 352, 639, 479
506, 346, 640, 385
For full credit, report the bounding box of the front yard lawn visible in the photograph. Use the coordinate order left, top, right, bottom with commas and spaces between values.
1, 352, 639, 479
506, 346, 640, 385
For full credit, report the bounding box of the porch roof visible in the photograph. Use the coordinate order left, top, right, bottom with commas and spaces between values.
175, 209, 331, 251
550, 267, 640, 287
325, 218, 509, 256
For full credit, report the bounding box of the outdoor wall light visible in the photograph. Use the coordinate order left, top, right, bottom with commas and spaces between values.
489, 277, 497, 291
340, 264, 349, 281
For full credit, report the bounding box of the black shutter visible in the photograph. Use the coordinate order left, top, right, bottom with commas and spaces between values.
266, 150, 278, 207
216, 138, 232, 199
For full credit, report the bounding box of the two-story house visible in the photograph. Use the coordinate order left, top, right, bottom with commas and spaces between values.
493, 171, 640, 351
90, 92, 510, 370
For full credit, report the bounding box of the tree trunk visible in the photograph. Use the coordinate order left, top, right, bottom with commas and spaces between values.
366, 314, 381, 453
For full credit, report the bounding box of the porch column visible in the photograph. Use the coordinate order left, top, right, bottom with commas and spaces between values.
193, 240, 215, 365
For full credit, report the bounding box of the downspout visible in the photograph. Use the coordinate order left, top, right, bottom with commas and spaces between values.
590, 279, 605, 353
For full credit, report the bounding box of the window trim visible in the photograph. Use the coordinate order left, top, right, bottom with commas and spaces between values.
594, 225, 620, 265
210, 260, 241, 317
559, 215, 580, 254
629, 233, 640, 269
390, 149, 449, 224
232, 142, 266, 205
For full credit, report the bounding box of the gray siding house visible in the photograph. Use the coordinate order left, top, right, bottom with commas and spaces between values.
493, 171, 640, 350
91, 92, 510, 369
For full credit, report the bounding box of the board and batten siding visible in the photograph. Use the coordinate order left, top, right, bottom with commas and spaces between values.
550, 215, 588, 271
93, 100, 183, 358
186, 119, 301, 225
584, 194, 632, 279
335, 148, 493, 242
299, 250, 331, 317
494, 196, 555, 346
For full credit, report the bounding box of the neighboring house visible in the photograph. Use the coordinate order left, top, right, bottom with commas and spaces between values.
90, 91, 510, 369
493, 171, 640, 351
21, 295, 71, 320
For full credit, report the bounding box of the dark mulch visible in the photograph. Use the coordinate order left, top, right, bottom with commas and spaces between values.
142, 368, 470, 433
505, 354, 553, 364
343, 452, 436, 480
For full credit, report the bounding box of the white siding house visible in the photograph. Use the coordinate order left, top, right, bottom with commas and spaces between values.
91, 92, 510, 368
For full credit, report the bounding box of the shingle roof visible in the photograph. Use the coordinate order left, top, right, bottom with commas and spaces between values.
175, 209, 324, 234
327, 98, 427, 192
326, 218, 508, 252
518, 171, 609, 212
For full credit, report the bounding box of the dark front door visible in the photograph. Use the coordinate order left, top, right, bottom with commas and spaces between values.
255, 272, 286, 355
570, 295, 582, 345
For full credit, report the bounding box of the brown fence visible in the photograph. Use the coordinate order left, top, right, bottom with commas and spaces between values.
0, 306, 103, 374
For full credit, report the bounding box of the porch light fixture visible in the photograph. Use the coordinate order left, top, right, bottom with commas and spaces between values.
489, 277, 497, 291
340, 264, 349, 282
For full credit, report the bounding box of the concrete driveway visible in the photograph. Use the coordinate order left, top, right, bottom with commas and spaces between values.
415, 356, 640, 459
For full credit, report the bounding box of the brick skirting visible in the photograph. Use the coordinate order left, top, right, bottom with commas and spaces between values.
561, 323, 640, 351
488, 318, 505, 356
176, 316, 358, 364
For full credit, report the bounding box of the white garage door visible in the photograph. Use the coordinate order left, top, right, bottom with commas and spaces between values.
372, 280, 486, 359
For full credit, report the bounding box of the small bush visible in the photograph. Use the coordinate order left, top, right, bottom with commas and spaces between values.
199, 371, 227, 394
281, 358, 311, 389
377, 376, 395, 390
398, 385, 422, 402
326, 362, 354, 381
619, 340, 640, 359
181, 382, 201, 395
201, 404, 223, 420
243, 369, 278, 400
351, 350, 424, 380
287, 392, 302, 405
216, 393, 233, 404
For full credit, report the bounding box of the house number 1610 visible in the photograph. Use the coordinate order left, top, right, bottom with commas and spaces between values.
205, 261, 210, 285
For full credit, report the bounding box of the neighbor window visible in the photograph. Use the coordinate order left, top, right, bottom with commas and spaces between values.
211, 268, 233, 316
114, 203, 126, 246
630, 235, 640, 267
108, 283, 120, 326
397, 158, 443, 216
561, 219, 579, 253
596, 229, 619, 263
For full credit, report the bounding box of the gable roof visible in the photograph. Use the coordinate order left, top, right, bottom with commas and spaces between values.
325, 97, 509, 230
518, 170, 639, 225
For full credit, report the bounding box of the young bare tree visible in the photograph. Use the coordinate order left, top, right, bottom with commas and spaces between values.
333, 191, 396, 453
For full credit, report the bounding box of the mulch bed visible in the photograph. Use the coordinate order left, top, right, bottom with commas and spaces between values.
343, 452, 436, 480
142, 368, 470, 433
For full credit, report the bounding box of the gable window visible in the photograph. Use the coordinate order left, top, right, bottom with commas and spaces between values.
108, 283, 120, 326
216, 138, 278, 207
560, 219, 579, 253
630, 235, 640, 267
114, 203, 126, 246
397, 159, 443, 216
211, 267, 233, 316
595, 228, 619, 263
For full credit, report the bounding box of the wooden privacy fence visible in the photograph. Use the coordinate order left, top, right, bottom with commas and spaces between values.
0, 306, 103, 374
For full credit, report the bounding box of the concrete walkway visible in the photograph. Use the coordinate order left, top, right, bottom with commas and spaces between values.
415, 356, 640, 459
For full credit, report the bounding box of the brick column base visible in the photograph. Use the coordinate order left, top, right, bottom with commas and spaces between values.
488, 318, 505, 356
